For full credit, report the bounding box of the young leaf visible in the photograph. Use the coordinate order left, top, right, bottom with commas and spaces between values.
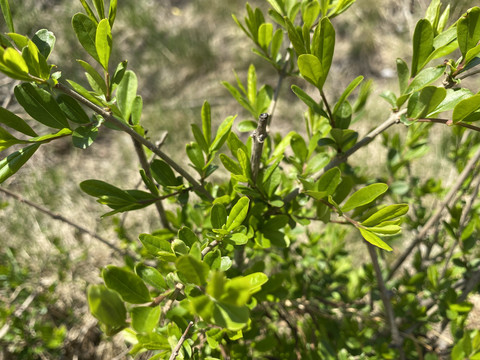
102, 265, 152, 304
0, 47, 31, 81
191, 124, 209, 154
411, 19, 434, 77
0, 0, 14, 32
0, 107, 38, 136
116, 70, 137, 121
285, 16, 306, 55
72, 13, 99, 63
95, 18, 112, 71
298, 54, 325, 89
358, 228, 392, 251
258, 22, 273, 50
32, 29, 56, 59
79, 0, 98, 23
14, 83, 70, 129
318, 167, 342, 195
176, 255, 209, 286
311, 17, 335, 83
108, 0, 117, 27
341, 183, 388, 212
139, 233, 175, 259
210, 116, 235, 153
92, 0, 105, 19
226, 197, 250, 231
0, 127, 28, 151
186, 142, 205, 171
333, 75, 363, 115
0, 143, 40, 183
361, 204, 409, 227
201, 100, 212, 146
220, 154, 243, 176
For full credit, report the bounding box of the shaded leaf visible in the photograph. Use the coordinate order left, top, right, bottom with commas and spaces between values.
102, 265, 152, 304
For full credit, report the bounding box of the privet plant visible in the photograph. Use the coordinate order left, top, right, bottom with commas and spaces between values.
1, 0, 480, 358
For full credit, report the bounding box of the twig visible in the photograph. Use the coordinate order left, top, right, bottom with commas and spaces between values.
0, 186, 133, 259
417, 118, 480, 133
131, 138, 171, 230
388, 145, 480, 280
250, 113, 269, 182
201, 239, 219, 259
54, 83, 213, 202
367, 244, 405, 359
320, 88, 335, 128
169, 321, 194, 360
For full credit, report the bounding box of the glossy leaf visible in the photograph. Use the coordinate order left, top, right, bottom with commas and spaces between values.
341, 183, 388, 212
14, 83, 69, 129
411, 19, 434, 77
87, 284, 126, 328
226, 197, 250, 231
102, 265, 152, 304
57, 94, 90, 124
22, 40, 50, 80
258, 23, 273, 50
116, 70, 137, 121
211, 203, 227, 229
176, 255, 209, 286
95, 18, 112, 71
0, 106, 38, 136
32, 29, 55, 59
452, 94, 480, 123
361, 204, 409, 227
359, 228, 392, 251
298, 54, 324, 89
318, 167, 341, 196
0, 143, 40, 183
92, 0, 105, 19
72, 13, 99, 63
131, 306, 160, 333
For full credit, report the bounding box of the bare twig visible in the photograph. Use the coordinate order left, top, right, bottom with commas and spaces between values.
367, 244, 405, 359
250, 113, 269, 182
169, 321, 194, 360
417, 118, 480, 133
54, 83, 213, 202
0, 187, 133, 259
201, 239, 219, 259
388, 145, 480, 280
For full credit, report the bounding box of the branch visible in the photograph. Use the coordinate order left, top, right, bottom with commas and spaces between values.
169, 321, 194, 360
388, 144, 480, 280
417, 118, 480, 133
201, 239, 219, 259
0, 187, 134, 259
250, 113, 269, 182
367, 244, 405, 359
54, 82, 213, 202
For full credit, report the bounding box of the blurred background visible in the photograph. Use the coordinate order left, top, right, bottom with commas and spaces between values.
0, 0, 477, 358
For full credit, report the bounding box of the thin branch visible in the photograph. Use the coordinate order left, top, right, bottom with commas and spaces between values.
54, 82, 213, 202
169, 321, 194, 360
388, 145, 480, 280
250, 113, 269, 182
0, 186, 133, 259
320, 88, 335, 128
367, 244, 405, 359
131, 138, 171, 230
201, 239, 219, 259
417, 118, 480, 133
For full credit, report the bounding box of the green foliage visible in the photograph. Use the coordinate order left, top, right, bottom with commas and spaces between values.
1, 0, 480, 359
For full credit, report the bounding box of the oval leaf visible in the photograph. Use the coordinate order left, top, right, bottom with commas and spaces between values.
226, 197, 250, 231
102, 265, 151, 304
341, 183, 388, 212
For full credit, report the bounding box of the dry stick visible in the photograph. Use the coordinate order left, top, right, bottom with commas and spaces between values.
54, 83, 213, 202
250, 113, 269, 182
169, 321, 194, 360
0, 289, 38, 339
131, 138, 171, 230
387, 145, 480, 281
0, 187, 133, 259
367, 244, 405, 359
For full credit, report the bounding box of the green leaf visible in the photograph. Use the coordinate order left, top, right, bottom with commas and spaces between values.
317, 167, 342, 196
176, 255, 209, 286
0, 0, 14, 32
237, 148, 251, 180
361, 204, 409, 227
333, 75, 363, 115
56, 94, 90, 124
66, 79, 104, 107
95, 18, 112, 71
211, 203, 227, 229
290, 134, 307, 162
0, 127, 28, 151
136, 332, 171, 351
150, 159, 178, 187
0, 107, 37, 136
458, 7, 480, 59
407, 86, 446, 119
311, 16, 335, 83
77, 59, 107, 95
405, 66, 445, 94
92, 0, 105, 19
210, 116, 235, 153
14, 83, 69, 129
341, 183, 388, 212
135, 263, 167, 291
186, 142, 205, 171
116, 70, 137, 121
298, 54, 325, 89
108, 0, 117, 27
139, 233, 176, 260
0, 47, 31, 81
247, 64, 257, 107
178, 227, 199, 247
302, 0, 320, 28
0, 143, 40, 183
201, 101, 212, 146
72, 13, 99, 63
226, 197, 250, 232
258, 22, 273, 50
428, 88, 473, 116
212, 302, 249, 331
22, 40, 50, 80
285, 16, 306, 55
358, 228, 392, 251
80, 179, 134, 201
220, 154, 243, 176
72, 125, 98, 149
79, 0, 98, 23
32, 29, 56, 59
87, 284, 126, 328
411, 19, 434, 77
131, 306, 161, 333
364, 223, 402, 235
102, 265, 152, 304
291, 85, 328, 117
453, 94, 480, 123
